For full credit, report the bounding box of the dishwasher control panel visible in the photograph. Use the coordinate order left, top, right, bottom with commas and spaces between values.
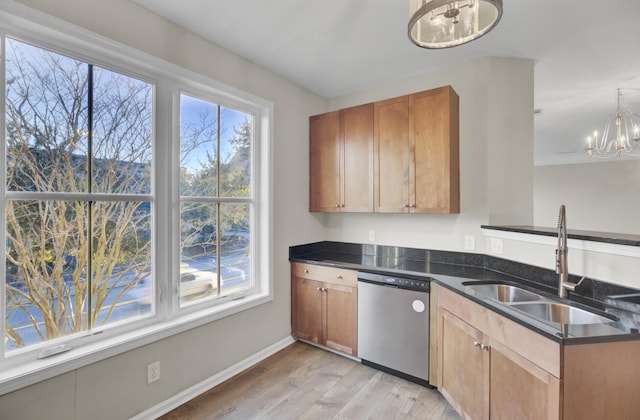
357, 271, 431, 292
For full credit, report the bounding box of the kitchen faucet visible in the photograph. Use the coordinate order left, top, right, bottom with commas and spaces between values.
556, 204, 585, 298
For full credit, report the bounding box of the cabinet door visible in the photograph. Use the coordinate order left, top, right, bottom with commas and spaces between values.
324, 282, 357, 356
438, 309, 489, 420
374, 95, 409, 213
409, 87, 459, 213
490, 340, 561, 420
342, 104, 373, 212
309, 111, 341, 212
292, 278, 323, 344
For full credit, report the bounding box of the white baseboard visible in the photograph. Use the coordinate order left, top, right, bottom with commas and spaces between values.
130, 335, 296, 420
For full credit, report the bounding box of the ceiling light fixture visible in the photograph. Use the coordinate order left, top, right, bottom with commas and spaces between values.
585, 89, 640, 158
408, 0, 503, 49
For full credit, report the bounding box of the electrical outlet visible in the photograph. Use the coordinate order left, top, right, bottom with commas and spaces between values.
147, 361, 160, 384
464, 235, 476, 251
368, 230, 375, 242
490, 237, 504, 254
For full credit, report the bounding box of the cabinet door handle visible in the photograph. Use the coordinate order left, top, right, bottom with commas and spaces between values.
473, 341, 489, 351
409, 204, 416, 208
403, 204, 410, 208
335, 204, 341, 208
317, 287, 322, 291
336, 275, 343, 279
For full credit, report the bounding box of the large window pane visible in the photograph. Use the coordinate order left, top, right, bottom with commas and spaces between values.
179, 94, 253, 309
180, 202, 218, 306
179, 202, 252, 305
91, 201, 152, 325
4, 39, 155, 352
5, 38, 89, 193
220, 203, 251, 295
5, 200, 88, 351
180, 94, 218, 197
4, 199, 153, 351
92, 68, 152, 194
220, 109, 251, 198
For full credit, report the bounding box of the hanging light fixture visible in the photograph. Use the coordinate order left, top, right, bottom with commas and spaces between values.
408, 0, 503, 49
585, 89, 640, 158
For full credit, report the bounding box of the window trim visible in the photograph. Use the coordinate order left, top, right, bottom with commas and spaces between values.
173, 89, 258, 313
0, 4, 273, 395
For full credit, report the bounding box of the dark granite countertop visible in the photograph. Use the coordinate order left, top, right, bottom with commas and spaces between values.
290, 241, 640, 345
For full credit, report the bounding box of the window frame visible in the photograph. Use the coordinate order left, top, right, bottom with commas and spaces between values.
0, 5, 273, 395
172, 88, 259, 313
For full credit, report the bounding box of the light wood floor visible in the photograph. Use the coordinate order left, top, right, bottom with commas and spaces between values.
159, 341, 460, 420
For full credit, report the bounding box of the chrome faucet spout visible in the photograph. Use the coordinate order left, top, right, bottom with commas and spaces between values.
556, 205, 584, 298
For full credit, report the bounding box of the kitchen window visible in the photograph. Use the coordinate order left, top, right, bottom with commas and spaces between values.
0, 12, 271, 392
178, 93, 254, 308
4, 37, 154, 352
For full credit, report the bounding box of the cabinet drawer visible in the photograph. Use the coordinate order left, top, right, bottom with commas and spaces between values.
291, 262, 357, 287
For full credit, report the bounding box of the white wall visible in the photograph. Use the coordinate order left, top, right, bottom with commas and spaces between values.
529, 160, 640, 290
534, 160, 640, 234
0, 1, 327, 419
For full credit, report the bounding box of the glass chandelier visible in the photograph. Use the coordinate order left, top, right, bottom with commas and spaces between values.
585, 89, 640, 158
408, 0, 503, 49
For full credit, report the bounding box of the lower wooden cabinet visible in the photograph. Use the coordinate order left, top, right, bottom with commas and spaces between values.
291, 263, 357, 356
489, 340, 560, 420
439, 310, 489, 419
433, 284, 640, 420
438, 308, 560, 420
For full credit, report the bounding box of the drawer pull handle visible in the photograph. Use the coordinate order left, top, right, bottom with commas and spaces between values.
304, 269, 309, 273
336, 275, 343, 279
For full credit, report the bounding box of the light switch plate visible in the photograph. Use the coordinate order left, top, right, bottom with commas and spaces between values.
490, 237, 504, 254
464, 235, 476, 251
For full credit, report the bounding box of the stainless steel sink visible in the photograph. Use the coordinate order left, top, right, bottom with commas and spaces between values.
463, 282, 544, 303
511, 302, 615, 325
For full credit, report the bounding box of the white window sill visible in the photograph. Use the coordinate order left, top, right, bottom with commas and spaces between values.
0, 292, 272, 396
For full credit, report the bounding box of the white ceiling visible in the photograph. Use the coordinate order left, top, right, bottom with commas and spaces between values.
135, 0, 640, 165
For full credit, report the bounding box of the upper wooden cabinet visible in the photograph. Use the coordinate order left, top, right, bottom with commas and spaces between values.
373, 95, 410, 213
309, 86, 459, 213
309, 103, 373, 212
375, 86, 460, 213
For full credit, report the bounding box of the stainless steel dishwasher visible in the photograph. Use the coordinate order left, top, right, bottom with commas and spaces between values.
357, 271, 431, 386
